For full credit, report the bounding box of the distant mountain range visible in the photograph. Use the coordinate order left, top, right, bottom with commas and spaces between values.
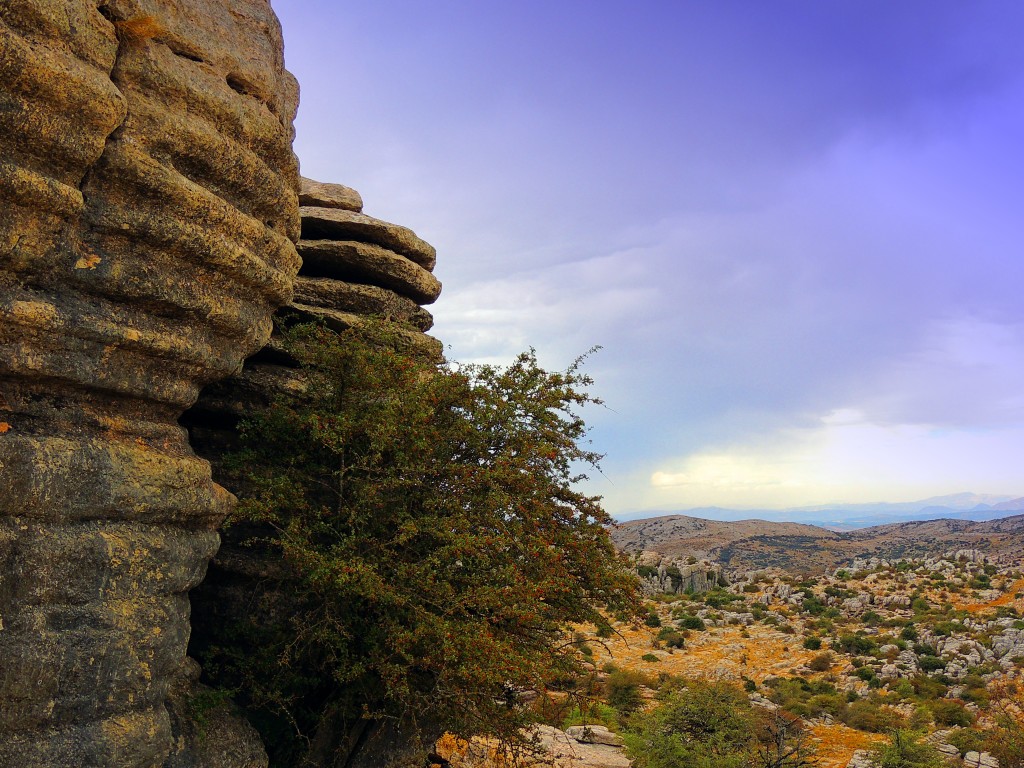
611, 510, 1024, 575
614, 492, 1024, 529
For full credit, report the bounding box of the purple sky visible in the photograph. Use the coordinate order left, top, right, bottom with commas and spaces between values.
275, 2, 1024, 516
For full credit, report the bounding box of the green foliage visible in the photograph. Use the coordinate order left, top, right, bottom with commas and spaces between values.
606, 670, 647, 715
626, 680, 817, 768
678, 614, 706, 631
764, 677, 844, 720
946, 728, 984, 756
656, 626, 686, 649
836, 633, 876, 655
843, 698, 905, 732
625, 681, 758, 768
802, 636, 822, 651
928, 699, 973, 727
917, 655, 946, 672
870, 730, 946, 768
199, 321, 642, 765
807, 652, 832, 672
641, 653, 661, 663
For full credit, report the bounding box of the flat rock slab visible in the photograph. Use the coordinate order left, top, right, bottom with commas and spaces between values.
299, 177, 362, 212
301, 207, 437, 271
293, 276, 433, 331
297, 239, 441, 304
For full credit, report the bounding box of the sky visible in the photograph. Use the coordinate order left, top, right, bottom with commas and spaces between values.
274, 1, 1024, 518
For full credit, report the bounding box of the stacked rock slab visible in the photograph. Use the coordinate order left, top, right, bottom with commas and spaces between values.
186, 177, 442, 436
183, 178, 441, 761
0, 2, 300, 766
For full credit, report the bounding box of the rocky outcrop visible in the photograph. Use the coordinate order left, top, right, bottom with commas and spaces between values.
634, 551, 725, 595
0, 1, 299, 765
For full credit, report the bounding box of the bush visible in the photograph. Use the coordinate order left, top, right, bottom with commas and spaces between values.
844, 699, 904, 732
870, 730, 946, 767
656, 627, 686, 649
807, 652, 832, 672
836, 634, 877, 654
624, 680, 759, 768
197, 321, 642, 766
929, 699, 974, 728
606, 670, 647, 715
803, 636, 822, 651
678, 615, 706, 631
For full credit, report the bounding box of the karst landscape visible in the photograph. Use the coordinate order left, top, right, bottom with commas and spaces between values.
2, 2, 1023, 768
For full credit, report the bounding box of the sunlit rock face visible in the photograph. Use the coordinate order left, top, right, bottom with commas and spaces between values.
0, 1, 300, 765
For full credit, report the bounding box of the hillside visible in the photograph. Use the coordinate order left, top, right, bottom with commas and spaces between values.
612, 513, 1024, 574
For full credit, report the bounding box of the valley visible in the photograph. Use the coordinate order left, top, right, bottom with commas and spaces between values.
438, 513, 1024, 768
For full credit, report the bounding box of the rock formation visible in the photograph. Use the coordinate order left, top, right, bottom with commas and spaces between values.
634, 551, 726, 595
182, 178, 441, 763
0, 1, 300, 765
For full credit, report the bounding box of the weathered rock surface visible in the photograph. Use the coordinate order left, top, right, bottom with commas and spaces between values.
298, 239, 442, 304
299, 176, 363, 212
0, 1, 299, 765
301, 206, 438, 271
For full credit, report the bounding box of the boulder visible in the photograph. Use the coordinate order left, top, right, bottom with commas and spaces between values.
565, 725, 625, 747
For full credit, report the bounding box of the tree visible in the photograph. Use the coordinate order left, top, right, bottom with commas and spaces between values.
755, 710, 819, 768
197, 321, 641, 766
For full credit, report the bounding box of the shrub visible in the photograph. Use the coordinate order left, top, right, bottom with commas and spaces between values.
803, 636, 822, 651
929, 700, 973, 728
844, 699, 904, 732
624, 680, 759, 768
606, 670, 646, 715
871, 730, 947, 767
807, 652, 832, 672
656, 627, 686, 649
918, 655, 946, 672
836, 634, 876, 654
641, 653, 661, 663
678, 615, 706, 631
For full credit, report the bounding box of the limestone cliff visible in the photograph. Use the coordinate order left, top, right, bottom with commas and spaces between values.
0, 1, 300, 765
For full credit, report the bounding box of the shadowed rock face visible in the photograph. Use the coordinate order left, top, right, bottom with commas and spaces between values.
0, 1, 300, 765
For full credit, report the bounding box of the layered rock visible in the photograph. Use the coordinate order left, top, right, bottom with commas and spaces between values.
634, 551, 726, 595
0, 2, 300, 765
